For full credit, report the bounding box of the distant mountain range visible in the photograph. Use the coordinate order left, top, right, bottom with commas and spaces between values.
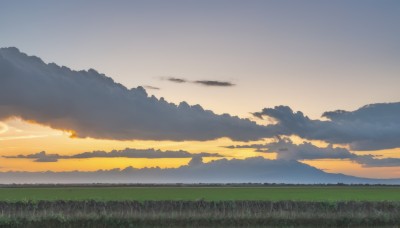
1, 157, 399, 184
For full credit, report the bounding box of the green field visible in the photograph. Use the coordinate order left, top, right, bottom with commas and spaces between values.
1, 186, 399, 201
1, 187, 400, 226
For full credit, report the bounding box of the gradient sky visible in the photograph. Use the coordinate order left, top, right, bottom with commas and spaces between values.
0, 0, 399, 180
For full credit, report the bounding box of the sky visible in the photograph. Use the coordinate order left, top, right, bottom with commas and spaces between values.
0, 0, 399, 182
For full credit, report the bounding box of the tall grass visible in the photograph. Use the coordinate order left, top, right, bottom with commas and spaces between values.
0, 200, 399, 227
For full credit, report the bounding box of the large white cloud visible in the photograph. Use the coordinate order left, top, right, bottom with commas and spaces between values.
0, 47, 271, 141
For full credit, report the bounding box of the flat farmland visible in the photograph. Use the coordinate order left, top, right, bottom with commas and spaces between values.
0, 186, 399, 201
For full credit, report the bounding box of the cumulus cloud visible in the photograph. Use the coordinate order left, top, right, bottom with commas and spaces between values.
1, 157, 399, 184
254, 138, 355, 160
2, 47, 398, 149
226, 139, 356, 160
194, 80, 235, 87
226, 138, 400, 167
253, 103, 400, 151
4, 148, 223, 162
0, 47, 270, 141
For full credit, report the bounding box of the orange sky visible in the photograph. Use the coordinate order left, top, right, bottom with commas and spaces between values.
1, 118, 399, 179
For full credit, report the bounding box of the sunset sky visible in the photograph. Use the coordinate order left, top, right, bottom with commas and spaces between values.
0, 0, 399, 182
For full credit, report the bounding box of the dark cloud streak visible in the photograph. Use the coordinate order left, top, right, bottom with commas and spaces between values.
194, 80, 235, 87
4, 148, 224, 163
164, 76, 235, 87
143, 85, 160, 90
166, 77, 187, 83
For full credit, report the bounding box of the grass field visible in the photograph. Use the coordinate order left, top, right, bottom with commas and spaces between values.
1, 200, 400, 227
0, 186, 399, 201
1, 186, 400, 226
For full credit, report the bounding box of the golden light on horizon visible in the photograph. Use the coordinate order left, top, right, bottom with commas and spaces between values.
0, 118, 399, 179
302, 159, 400, 179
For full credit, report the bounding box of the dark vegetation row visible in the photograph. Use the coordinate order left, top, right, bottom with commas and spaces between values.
1, 200, 400, 215
1, 216, 399, 228
1, 183, 400, 188
0, 201, 399, 227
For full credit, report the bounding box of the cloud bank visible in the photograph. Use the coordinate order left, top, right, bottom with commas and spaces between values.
4, 148, 223, 162
253, 103, 400, 151
1, 47, 399, 151
0, 47, 268, 141
248, 138, 356, 160
9, 140, 399, 167
1, 157, 399, 184
227, 138, 400, 167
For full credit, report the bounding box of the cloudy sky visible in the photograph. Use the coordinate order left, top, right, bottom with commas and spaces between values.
0, 0, 399, 181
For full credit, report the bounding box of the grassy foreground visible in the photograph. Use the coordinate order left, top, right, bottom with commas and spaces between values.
1, 186, 399, 227
0, 200, 400, 227
0, 186, 400, 201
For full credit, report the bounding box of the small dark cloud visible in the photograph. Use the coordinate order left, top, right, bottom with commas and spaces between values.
223, 144, 266, 150
166, 77, 187, 83
252, 112, 264, 120
163, 76, 235, 87
35, 157, 59, 162
4, 148, 224, 162
194, 80, 235, 87
5, 151, 61, 163
143, 85, 160, 90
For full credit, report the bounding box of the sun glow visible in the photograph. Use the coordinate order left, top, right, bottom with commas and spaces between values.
0, 118, 399, 179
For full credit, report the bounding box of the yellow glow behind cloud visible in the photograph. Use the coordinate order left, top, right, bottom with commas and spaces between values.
302, 159, 400, 179
0, 122, 9, 134
0, 118, 399, 179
